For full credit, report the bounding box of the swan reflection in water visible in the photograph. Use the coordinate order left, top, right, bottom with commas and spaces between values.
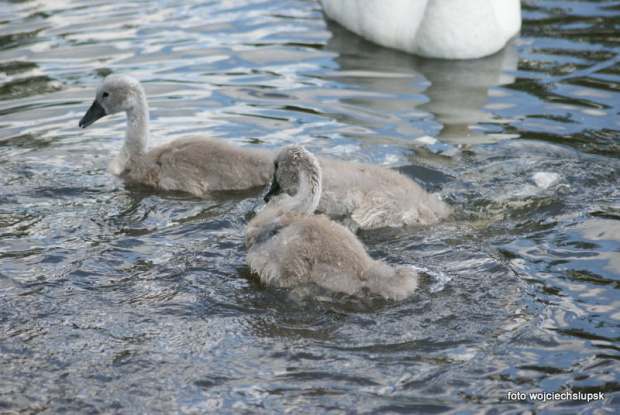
323, 19, 520, 145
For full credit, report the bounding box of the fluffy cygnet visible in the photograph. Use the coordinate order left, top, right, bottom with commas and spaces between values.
79, 74, 272, 196
318, 157, 450, 230
80, 75, 449, 228
245, 145, 419, 300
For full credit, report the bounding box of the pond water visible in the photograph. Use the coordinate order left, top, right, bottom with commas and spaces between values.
1, 0, 618, 413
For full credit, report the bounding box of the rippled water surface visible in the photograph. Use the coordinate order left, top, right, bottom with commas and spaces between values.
1, 1, 618, 413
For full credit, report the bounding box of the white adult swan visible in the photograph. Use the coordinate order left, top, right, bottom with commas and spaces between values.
319, 0, 521, 59
79, 74, 272, 196
245, 145, 419, 300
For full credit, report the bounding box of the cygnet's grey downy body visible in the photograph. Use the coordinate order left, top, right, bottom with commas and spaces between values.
245, 145, 419, 300
308, 157, 450, 230
79, 74, 272, 196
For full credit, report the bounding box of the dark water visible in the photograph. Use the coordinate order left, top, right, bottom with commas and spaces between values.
1, 0, 618, 413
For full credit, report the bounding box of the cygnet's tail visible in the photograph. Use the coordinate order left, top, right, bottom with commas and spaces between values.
364, 262, 418, 301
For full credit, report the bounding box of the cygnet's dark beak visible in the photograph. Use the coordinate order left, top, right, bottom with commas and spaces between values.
264, 178, 282, 203
79, 100, 107, 128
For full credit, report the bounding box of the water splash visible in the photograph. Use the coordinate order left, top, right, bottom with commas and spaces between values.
412, 264, 453, 293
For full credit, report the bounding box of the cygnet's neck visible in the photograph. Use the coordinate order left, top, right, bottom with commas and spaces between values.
280, 168, 322, 215
109, 93, 149, 175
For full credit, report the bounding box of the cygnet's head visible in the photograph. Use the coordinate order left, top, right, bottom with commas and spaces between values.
264, 145, 322, 214
79, 74, 145, 128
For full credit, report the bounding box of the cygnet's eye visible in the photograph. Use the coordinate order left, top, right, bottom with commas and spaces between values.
102, 92, 110, 98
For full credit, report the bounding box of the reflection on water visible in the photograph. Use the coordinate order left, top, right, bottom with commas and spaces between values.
1, 0, 618, 413
325, 20, 521, 144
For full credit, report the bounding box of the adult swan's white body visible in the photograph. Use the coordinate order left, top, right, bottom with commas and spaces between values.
79, 74, 272, 196
245, 145, 419, 300
319, 0, 521, 59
